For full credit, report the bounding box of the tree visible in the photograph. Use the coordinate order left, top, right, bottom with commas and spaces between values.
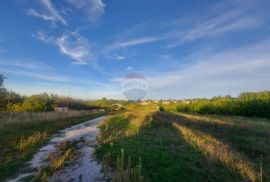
0, 74, 5, 87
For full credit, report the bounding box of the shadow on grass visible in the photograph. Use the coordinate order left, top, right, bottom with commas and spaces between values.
154, 111, 270, 181
96, 111, 260, 181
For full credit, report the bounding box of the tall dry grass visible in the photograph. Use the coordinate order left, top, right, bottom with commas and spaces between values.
0, 110, 101, 130
13, 131, 48, 151
38, 141, 74, 181
98, 107, 153, 143
114, 149, 143, 182
173, 122, 257, 181
0, 110, 104, 181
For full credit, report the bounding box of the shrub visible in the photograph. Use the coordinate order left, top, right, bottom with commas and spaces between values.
175, 91, 270, 118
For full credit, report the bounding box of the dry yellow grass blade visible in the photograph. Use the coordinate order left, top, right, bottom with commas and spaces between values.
173, 122, 257, 181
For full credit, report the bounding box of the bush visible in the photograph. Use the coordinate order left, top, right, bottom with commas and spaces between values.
175, 91, 270, 118
159, 106, 165, 111
6, 93, 101, 112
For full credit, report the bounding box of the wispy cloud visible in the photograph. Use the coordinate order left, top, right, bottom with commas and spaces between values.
103, 1, 264, 57
0, 59, 55, 71
67, 0, 105, 23
126, 66, 133, 71
64, 0, 106, 23
167, 13, 262, 47
0, 59, 69, 83
103, 36, 162, 59
115, 55, 125, 60
145, 39, 270, 99
116, 37, 159, 48
34, 31, 92, 65
27, 0, 67, 25
56, 32, 92, 64
27, 0, 105, 25
87, 0, 105, 23
0, 69, 69, 82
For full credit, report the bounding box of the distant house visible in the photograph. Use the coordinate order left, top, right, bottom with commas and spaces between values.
54, 107, 69, 112
140, 101, 151, 105
162, 101, 170, 105
152, 100, 159, 104
181, 100, 191, 104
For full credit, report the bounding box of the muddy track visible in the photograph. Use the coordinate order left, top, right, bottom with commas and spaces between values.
7, 116, 106, 182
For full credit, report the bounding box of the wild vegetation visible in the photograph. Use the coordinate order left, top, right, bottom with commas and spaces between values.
2, 75, 270, 181
38, 141, 76, 181
95, 105, 270, 181
163, 91, 270, 118
0, 76, 125, 112
0, 110, 105, 181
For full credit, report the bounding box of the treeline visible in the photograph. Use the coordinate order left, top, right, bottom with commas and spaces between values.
0, 90, 100, 112
0, 74, 127, 112
0, 89, 128, 112
0, 91, 129, 113
175, 91, 270, 118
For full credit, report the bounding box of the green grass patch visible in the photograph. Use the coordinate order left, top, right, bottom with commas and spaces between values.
95, 109, 270, 181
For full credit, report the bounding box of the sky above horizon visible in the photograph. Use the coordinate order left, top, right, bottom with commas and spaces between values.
0, 0, 270, 100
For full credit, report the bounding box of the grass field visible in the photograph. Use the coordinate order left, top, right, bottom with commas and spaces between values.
95, 106, 270, 182
0, 110, 105, 181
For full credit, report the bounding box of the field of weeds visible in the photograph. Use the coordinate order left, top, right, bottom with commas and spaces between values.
95, 106, 270, 181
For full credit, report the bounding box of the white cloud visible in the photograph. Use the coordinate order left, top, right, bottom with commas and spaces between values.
34, 31, 92, 64
86, 0, 105, 23
0, 69, 69, 82
126, 66, 133, 71
65, 0, 105, 23
27, 8, 56, 21
27, 0, 67, 25
168, 13, 262, 47
0, 59, 68, 83
116, 55, 125, 60
117, 37, 158, 48
56, 32, 92, 64
0, 59, 55, 71
103, 37, 162, 58
27, 0, 106, 25
104, 1, 264, 56
145, 40, 270, 99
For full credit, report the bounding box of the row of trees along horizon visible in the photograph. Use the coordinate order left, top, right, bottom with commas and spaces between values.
1, 74, 270, 118
0, 74, 125, 112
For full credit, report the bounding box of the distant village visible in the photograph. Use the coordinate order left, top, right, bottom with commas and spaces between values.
139, 99, 191, 105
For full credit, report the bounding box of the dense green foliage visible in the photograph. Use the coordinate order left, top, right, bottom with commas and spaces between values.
0, 88, 23, 110
0, 75, 118, 112
0, 76, 126, 112
0, 74, 5, 87
87, 97, 128, 111
175, 91, 270, 118
3, 93, 101, 112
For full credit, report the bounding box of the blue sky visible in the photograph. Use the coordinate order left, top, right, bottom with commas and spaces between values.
0, 0, 270, 99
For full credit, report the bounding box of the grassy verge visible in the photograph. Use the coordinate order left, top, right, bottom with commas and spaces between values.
0, 110, 105, 181
95, 107, 270, 181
